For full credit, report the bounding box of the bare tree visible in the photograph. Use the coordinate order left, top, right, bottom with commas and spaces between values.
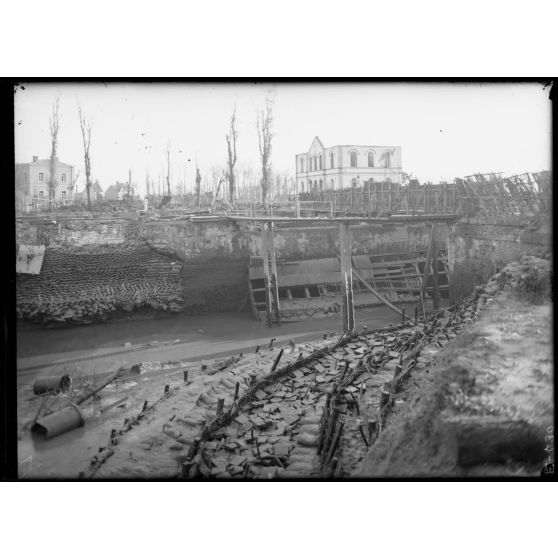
256, 95, 274, 203
195, 166, 201, 206
166, 139, 171, 197
78, 105, 92, 208
225, 106, 238, 203
68, 169, 80, 199
48, 98, 61, 209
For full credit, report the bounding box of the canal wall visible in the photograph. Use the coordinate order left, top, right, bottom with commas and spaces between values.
447, 214, 552, 302
16, 214, 551, 323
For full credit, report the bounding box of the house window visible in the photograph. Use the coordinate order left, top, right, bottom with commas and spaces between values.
24, 172, 28, 181
318, 155, 322, 170
330, 152, 334, 168
384, 152, 391, 168
61, 191, 66, 198
351, 178, 357, 188
300, 159, 305, 173
38, 191, 44, 198
319, 179, 323, 190
313, 180, 317, 189
313, 156, 317, 171
368, 152, 374, 167
350, 151, 357, 168
38, 172, 44, 182
330, 179, 334, 189
300, 181, 304, 192
61, 173, 66, 182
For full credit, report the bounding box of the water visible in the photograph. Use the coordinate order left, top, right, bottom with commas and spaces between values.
18, 306, 404, 360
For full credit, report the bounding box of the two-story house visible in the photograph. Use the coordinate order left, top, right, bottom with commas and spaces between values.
295, 136, 403, 193
15, 156, 75, 202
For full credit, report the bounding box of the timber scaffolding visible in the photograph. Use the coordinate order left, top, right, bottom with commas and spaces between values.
291, 171, 551, 218
239, 215, 458, 331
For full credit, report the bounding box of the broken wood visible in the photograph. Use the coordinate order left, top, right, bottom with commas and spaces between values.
350, 265, 406, 320
75, 369, 123, 406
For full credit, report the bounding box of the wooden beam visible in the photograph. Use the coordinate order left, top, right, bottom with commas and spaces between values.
350, 266, 406, 319
261, 223, 273, 327
339, 222, 355, 332
420, 223, 436, 303
432, 238, 440, 310
267, 220, 282, 326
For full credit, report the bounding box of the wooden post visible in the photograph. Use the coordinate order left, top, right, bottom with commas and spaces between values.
261, 223, 273, 327
183, 370, 189, 384
339, 221, 355, 332
267, 221, 281, 325
296, 196, 300, 218
216, 398, 225, 416
432, 239, 440, 310
420, 223, 436, 315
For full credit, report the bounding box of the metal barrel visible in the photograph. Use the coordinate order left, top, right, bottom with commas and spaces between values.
32, 404, 85, 439
33, 374, 72, 395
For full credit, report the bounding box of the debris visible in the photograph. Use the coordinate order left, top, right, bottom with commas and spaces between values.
33, 374, 72, 396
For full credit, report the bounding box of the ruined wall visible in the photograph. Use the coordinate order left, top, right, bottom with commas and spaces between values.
16, 219, 134, 250
15, 216, 452, 322
448, 215, 552, 302
137, 219, 251, 312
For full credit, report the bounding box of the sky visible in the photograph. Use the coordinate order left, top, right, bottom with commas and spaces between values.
14, 82, 552, 196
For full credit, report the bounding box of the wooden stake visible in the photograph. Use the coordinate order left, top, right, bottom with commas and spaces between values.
216, 398, 225, 416
270, 348, 284, 373
183, 370, 189, 383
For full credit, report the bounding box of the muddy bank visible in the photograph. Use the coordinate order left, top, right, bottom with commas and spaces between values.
359, 256, 553, 477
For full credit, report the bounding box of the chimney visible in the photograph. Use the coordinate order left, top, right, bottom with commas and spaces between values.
32, 156, 38, 162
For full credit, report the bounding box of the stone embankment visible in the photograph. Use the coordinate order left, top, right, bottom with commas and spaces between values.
16, 244, 184, 324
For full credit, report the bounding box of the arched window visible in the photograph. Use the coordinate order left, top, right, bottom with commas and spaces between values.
384, 152, 391, 168
367, 152, 374, 167
319, 179, 323, 190
330, 152, 334, 168
313, 156, 317, 171
330, 179, 334, 190
300, 159, 305, 173
301, 181, 304, 192
350, 151, 357, 168
313, 180, 318, 189
318, 155, 322, 170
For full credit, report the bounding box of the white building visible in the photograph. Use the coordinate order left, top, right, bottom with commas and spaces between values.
295, 136, 403, 193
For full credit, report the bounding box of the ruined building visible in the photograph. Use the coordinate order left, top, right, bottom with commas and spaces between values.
295, 136, 403, 193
